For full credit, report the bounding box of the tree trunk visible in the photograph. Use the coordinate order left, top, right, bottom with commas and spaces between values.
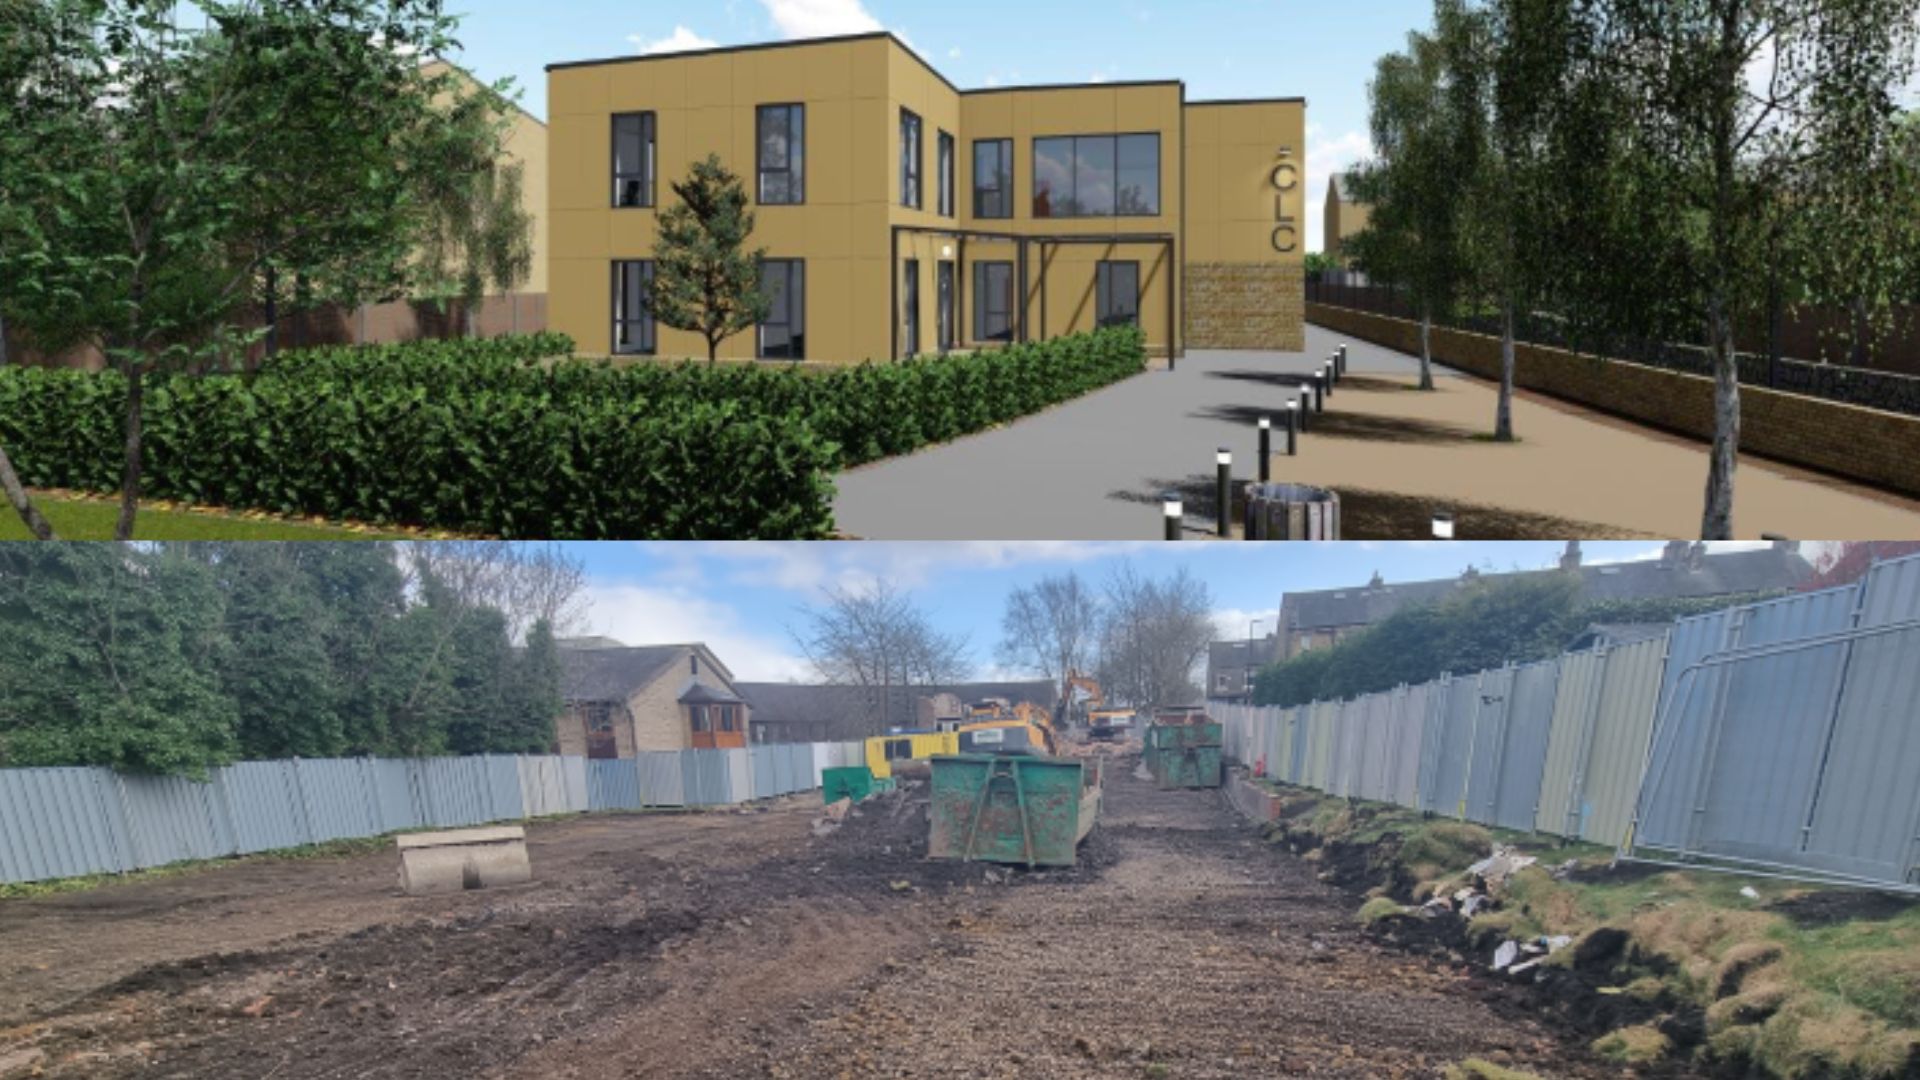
0, 441, 56, 540
1495, 299, 1516, 442
114, 362, 145, 542
0, 308, 11, 367
263, 262, 279, 361
708, 335, 719, 365
1418, 310, 1436, 391
1701, 294, 1740, 541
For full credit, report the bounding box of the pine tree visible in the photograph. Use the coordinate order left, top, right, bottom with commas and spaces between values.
649, 154, 772, 363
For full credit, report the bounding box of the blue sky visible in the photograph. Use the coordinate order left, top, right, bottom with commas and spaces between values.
439, 0, 1435, 251
562, 540, 1780, 682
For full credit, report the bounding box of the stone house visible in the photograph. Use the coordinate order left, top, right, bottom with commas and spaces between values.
554, 642, 748, 758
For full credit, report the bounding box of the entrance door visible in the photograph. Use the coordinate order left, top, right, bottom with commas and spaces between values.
936, 261, 955, 352
903, 259, 921, 357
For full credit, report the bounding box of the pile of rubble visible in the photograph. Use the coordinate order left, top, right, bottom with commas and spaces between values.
1387, 844, 1588, 982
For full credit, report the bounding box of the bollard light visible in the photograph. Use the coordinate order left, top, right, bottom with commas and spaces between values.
1432, 512, 1457, 540
1339, 344, 1350, 375
1258, 417, 1272, 483
1216, 449, 1234, 539
1164, 493, 1183, 541
1285, 401, 1299, 456
1323, 363, 1336, 397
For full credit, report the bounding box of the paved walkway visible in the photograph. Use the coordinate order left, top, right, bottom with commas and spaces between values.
832, 325, 1920, 540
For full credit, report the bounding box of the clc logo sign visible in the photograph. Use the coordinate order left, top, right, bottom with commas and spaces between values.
1271, 145, 1299, 254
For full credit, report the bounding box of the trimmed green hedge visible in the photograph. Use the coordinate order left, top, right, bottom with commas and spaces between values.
0, 327, 1146, 538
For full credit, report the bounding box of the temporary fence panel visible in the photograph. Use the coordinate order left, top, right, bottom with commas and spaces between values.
1288, 705, 1312, 785
1485, 660, 1562, 833
680, 750, 729, 807
588, 759, 643, 811
1414, 675, 1451, 814
1306, 701, 1338, 790
750, 746, 780, 801
637, 752, 687, 807
1329, 699, 1363, 798
1796, 557, 1920, 886
1574, 636, 1668, 846
1356, 692, 1395, 803
1387, 684, 1429, 808
726, 748, 754, 804
1537, 650, 1606, 837
217, 760, 311, 855
1636, 608, 1743, 850
1461, 666, 1518, 826
0, 767, 134, 884
117, 773, 234, 869
1421, 675, 1482, 818
366, 758, 421, 834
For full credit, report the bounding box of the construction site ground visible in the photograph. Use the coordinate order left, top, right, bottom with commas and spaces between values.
0, 755, 1610, 1079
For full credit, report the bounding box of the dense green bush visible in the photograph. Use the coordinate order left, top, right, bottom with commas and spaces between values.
0, 327, 1146, 537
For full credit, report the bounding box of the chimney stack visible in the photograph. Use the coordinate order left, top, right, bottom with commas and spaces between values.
1687, 542, 1707, 572
1560, 540, 1584, 572
1661, 540, 1690, 568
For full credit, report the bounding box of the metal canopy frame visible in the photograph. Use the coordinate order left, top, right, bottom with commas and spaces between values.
889, 224, 1180, 364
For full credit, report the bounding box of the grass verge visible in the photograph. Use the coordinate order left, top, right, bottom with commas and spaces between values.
1249, 779, 1920, 1079
1, 490, 415, 540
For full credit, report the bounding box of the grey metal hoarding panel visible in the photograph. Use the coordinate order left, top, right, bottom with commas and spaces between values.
414, 757, 491, 827
1488, 660, 1561, 833
1537, 651, 1604, 837
213, 761, 307, 855
0, 768, 132, 883
1330, 700, 1361, 798
295, 759, 385, 844
117, 774, 232, 868
1425, 675, 1481, 818
751, 747, 779, 800
1463, 667, 1518, 826
1288, 706, 1310, 785
1415, 676, 1453, 814
561, 755, 590, 813
638, 752, 687, 807
588, 759, 643, 811
1577, 636, 1669, 846
725, 749, 753, 804
1802, 555, 1920, 884
368, 758, 421, 833
680, 750, 720, 806
1636, 610, 1739, 849
1389, 684, 1428, 808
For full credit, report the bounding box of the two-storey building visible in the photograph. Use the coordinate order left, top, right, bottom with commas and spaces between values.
545, 32, 1307, 364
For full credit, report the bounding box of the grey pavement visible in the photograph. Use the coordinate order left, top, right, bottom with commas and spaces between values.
833, 326, 1456, 540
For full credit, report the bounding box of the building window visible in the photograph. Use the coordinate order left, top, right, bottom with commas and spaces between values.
903, 258, 921, 357
973, 261, 1014, 343
612, 260, 655, 355
586, 702, 615, 733
1096, 261, 1141, 328
900, 108, 922, 209
937, 130, 955, 217
973, 138, 1012, 219
1033, 133, 1160, 218
613, 112, 656, 208
936, 261, 955, 353
689, 705, 710, 733
1216, 675, 1231, 692
756, 104, 805, 205
758, 259, 806, 360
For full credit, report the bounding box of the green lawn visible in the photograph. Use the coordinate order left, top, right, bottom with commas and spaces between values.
1, 493, 401, 540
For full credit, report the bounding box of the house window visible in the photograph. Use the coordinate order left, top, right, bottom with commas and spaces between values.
689, 705, 710, 733
937, 130, 955, 217
612, 261, 655, 355
1096, 261, 1141, 328
973, 138, 1012, 219
900, 108, 923, 209
756, 104, 805, 205
717, 705, 737, 733
1216, 675, 1230, 692
758, 259, 806, 360
1032, 133, 1160, 218
973, 261, 1014, 343
613, 112, 656, 208
586, 702, 615, 733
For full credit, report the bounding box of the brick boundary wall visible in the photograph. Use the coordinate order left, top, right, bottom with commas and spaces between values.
1188, 263, 1306, 352
1308, 302, 1920, 501
1226, 770, 1286, 824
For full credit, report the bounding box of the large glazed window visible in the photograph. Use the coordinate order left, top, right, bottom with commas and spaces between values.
613, 260, 656, 355
973, 138, 1013, 219
613, 112, 656, 208
900, 108, 923, 209
759, 259, 806, 360
1033, 133, 1160, 218
973, 261, 1014, 343
757, 104, 805, 205
937, 131, 956, 217
1096, 261, 1141, 328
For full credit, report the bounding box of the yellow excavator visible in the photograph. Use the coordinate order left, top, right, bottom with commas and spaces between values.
955, 698, 1060, 757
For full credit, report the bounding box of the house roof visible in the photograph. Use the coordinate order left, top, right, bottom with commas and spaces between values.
560, 646, 687, 702
1283, 547, 1813, 633
1330, 173, 1354, 201
1209, 636, 1281, 671
679, 683, 746, 707
1568, 622, 1673, 651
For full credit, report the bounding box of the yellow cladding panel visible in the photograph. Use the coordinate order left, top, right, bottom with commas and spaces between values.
549, 64, 609, 116
685, 54, 733, 108
550, 257, 607, 353
850, 97, 891, 205
550, 113, 603, 213
809, 98, 855, 205
1184, 101, 1307, 264
553, 209, 613, 262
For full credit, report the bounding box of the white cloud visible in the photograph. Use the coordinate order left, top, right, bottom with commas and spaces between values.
582, 583, 813, 682
1306, 123, 1375, 254
628, 25, 719, 55
948, 46, 962, 59
758, 0, 882, 39
1212, 607, 1279, 643
1089, 72, 1110, 84
655, 541, 1182, 596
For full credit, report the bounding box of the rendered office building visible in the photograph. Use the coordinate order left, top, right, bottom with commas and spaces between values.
546, 32, 1307, 363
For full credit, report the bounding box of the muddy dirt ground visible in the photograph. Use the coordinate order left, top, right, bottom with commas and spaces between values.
0, 755, 1608, 1079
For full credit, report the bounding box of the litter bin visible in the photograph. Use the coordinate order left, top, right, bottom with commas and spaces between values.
1244, 483, 1341, 541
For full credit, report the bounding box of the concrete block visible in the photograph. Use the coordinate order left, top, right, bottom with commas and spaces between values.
396, 826, 532, 896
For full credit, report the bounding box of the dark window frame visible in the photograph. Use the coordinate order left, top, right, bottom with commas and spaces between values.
758, 258, 807, 361
1096, 260, 1141, 328
973, 260, 1015, 343
612, 260, 656, 356
900, 108, 923, 210
973, 138, 1013, 219
755, 102, 806, 206
612, 111, 657, 209
1031, 132, 1162, 219
903, 258, 921, 357
936, 130, 956, 217
936, 260, 955, 353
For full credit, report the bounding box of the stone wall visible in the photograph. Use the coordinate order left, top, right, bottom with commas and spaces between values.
1186, 263, 1305, 352
1308, 303, 1920, 500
